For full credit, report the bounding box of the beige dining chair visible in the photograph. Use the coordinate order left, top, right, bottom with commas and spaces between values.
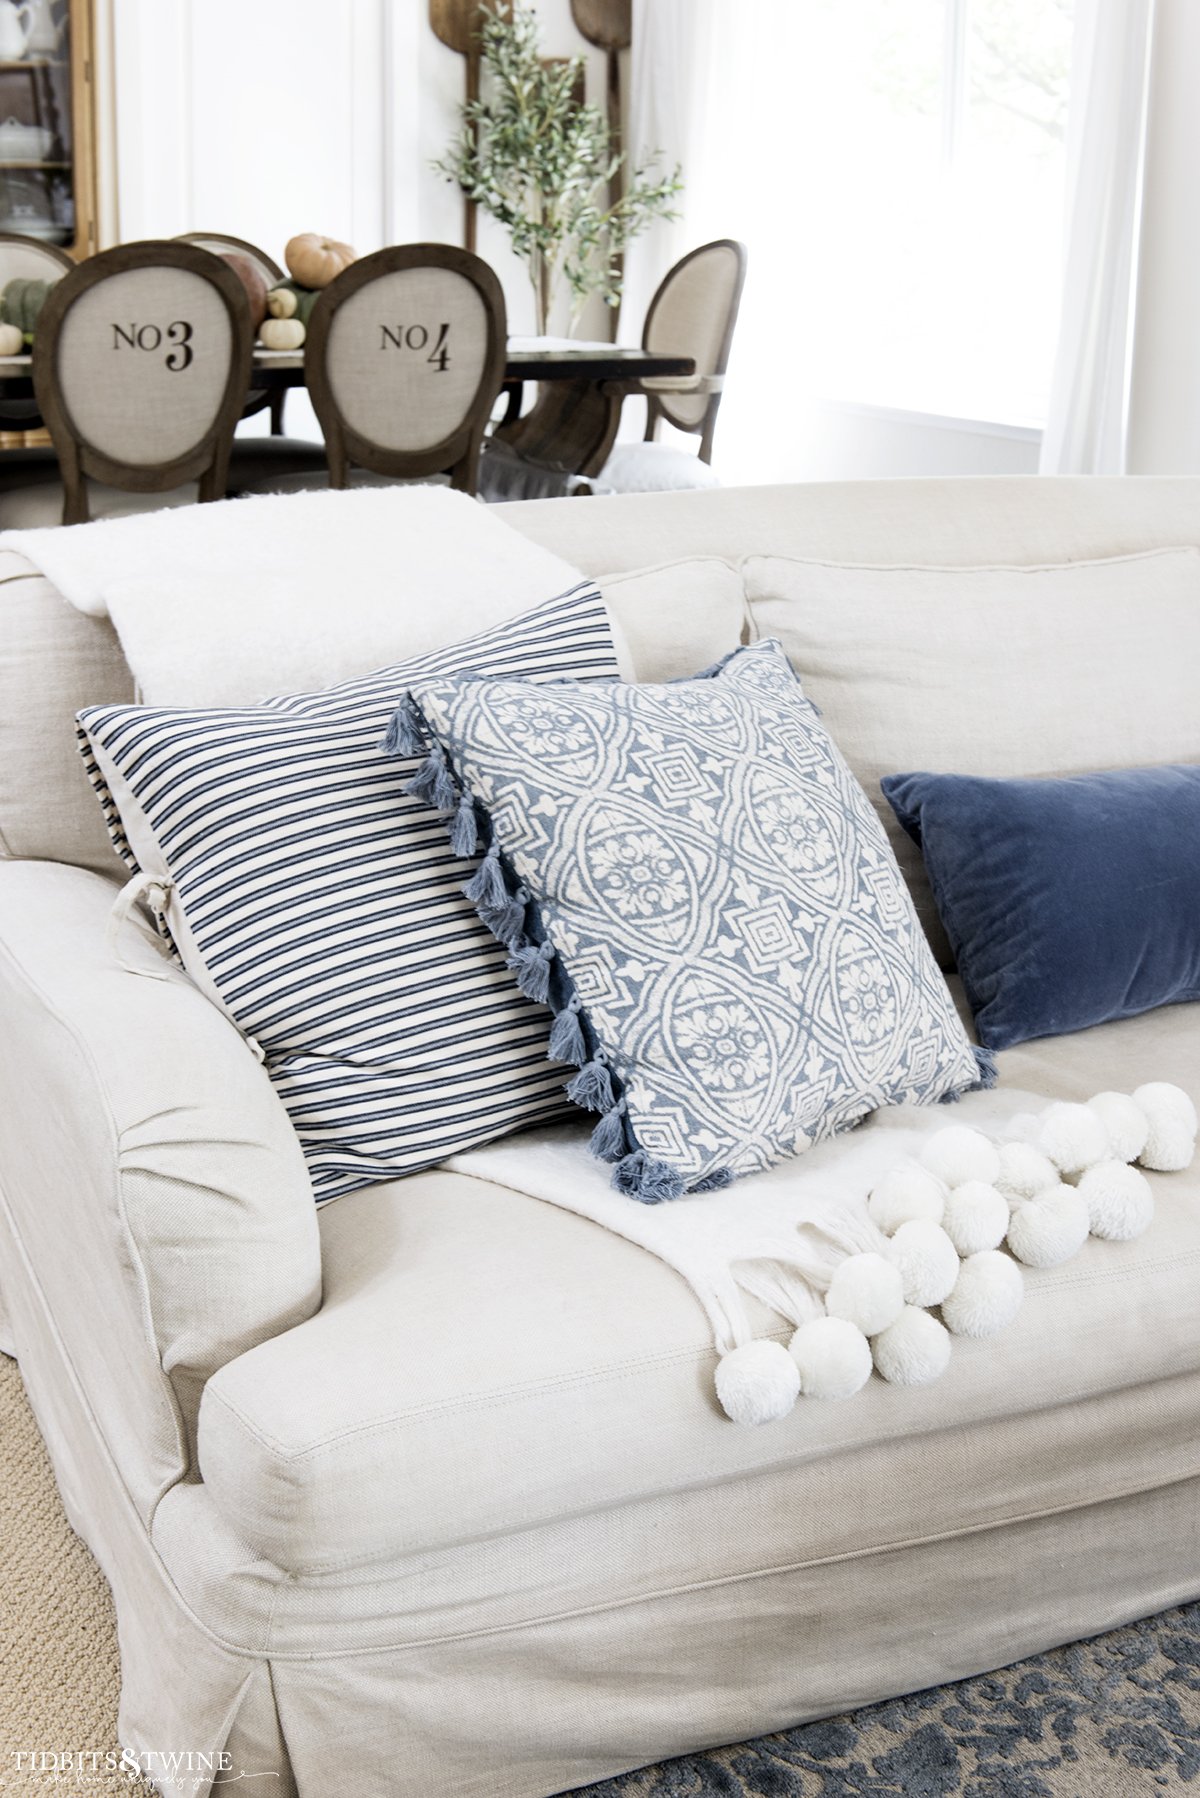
240, 244, 507, 497
0, 231, 74, 449
598, 238, 747, 493
0, 240, 253, 527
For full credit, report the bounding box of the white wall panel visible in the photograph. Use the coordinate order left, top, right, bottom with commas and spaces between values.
111, 0, 603, 335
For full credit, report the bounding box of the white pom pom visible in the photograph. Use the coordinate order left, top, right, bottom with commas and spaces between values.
919, 1125, 1000, 1189
1006, 1186, 1090, 1268
1134, 1081, 1197, 1129
789, 1316, 873, 1400
889, 1219, 960, 1307
1087, 1091, 1149, 1164
714, 1339, 800, 1425
941, 1250, 1024, 1338
824, 1252, 905, 1336
1077, 1160, 1154, 1240
867, 1163, 946, 1235
995, 1141, 1059, 1206
1134, 1083, 1198, 1173
942, 1180, 1009, 1255
872, 1306, 952, 1387
1037, 1102, 1108, 1175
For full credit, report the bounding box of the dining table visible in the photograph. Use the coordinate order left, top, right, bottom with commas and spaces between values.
0, 338, 697, 480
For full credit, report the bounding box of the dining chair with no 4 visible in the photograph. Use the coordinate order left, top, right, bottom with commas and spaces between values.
238, 243, 507, 497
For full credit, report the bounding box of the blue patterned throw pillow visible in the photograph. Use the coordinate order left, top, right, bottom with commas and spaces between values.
393, 639, 990, 1199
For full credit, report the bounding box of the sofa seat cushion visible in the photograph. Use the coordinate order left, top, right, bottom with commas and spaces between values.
197, 994, 1200, 1577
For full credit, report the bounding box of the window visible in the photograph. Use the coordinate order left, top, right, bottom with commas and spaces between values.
671, 0, 1075, 476
839, 0, 1075, 423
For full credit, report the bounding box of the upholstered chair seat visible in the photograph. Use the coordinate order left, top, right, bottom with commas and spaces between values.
598, 439, 722, 493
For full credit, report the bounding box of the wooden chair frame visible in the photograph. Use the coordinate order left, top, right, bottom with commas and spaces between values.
31, 240, 253, 526
305, 244, 507, 495
642, 238, 747, 464
175, 231, 286, 432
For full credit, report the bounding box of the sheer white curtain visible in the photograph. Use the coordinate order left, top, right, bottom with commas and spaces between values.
622, 0, 810, 483
1039, 0, 1156, 473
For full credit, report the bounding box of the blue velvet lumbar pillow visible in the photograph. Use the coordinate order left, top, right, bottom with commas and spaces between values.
883, 765, 1200, 1051
391, 639, 989, 1200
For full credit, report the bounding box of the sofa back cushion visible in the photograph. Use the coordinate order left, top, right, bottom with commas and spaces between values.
743, 548, 1200, 965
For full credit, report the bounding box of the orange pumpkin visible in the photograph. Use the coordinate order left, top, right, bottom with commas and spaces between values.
219, 253, 268, 331
285, 234, 357, 289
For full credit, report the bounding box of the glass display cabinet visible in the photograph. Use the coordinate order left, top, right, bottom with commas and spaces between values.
0, 0, 96, 258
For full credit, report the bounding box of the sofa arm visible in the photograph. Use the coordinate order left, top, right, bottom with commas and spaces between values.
0, 859, 320, 1508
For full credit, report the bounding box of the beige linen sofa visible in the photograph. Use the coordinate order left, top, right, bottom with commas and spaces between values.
1, 478, 1199, 1797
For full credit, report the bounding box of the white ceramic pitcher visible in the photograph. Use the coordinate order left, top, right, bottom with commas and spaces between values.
22, 0, 60, 56
0, 2, 33, 61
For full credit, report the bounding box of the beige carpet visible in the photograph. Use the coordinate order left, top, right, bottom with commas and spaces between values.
0, 1354, 154, 1797
3, 1350, 1196, 1797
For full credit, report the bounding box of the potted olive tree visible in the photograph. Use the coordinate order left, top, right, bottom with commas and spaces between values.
436, 2, 681, 334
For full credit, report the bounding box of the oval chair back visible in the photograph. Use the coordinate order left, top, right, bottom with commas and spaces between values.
0, 231, 75, 284
173, 231, 284, 290
175, 231, 284, 429
32, 240, 253, 525
305, 244, 506, 494
642, 238, 747, 463
0, 232, 75, 430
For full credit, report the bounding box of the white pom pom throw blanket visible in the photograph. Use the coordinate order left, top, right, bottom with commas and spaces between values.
451, 1081, 1196, 1425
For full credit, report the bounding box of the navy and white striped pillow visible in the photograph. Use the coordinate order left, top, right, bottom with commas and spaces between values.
77, 583, 620, 1201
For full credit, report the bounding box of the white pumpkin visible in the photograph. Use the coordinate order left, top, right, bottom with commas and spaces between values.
266, 286, 298, 320
258, 317, 306, 351
0, 321, 24, 356
284, 233, 356, 289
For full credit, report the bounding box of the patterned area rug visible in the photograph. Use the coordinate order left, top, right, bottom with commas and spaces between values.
1, 1354, 1197, 1797
573, 1609, 1200, 1796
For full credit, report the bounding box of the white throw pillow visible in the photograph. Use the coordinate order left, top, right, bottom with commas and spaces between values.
743, 547, 1200, 966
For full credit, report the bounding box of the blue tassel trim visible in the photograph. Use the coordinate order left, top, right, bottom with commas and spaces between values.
449, 792, 478, 858
611, 1150, 685, 1204
380, 693, 427, 756
422, 730, 699, 1204
692, 1167, 734, 1192
938, 1044, 999, 1104
548, 996, 586, 1067
479, 885, 529, 946
507, 937, 555, 1005
565, 1053, 613, 1113
405, 743, 459, 811
463, 845, 507, 908
589, 1100, 627, 1161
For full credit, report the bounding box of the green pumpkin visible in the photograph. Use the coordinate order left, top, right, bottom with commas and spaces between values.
267, 280, 320, 328
0, 277, 55, 342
